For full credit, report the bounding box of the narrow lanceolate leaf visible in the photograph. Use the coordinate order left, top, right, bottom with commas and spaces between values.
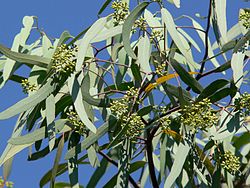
197, 79, 229, 101
1, 16, 35, 88
168, 0, 180, 8
3, 158, 13, 180
92, 25, 122, 43
98, 0, 113, 15
214, 0, 227, 44
46, 94, 56, 151
231, 51, 245, 88
8, 119, 67, 145
57, 31, 73, 47
122, 2, 149, 59
116, 139, 132, 188
234, 30, 250, 53
137, 35, 152, 79
87, 145, 100, 168
164, 141, 190, 188
161, 8, 199, 69
68, 73, 96, 133
0, 44, 50, 68
171, 59, 203, 93
50, 136, 64, 187
0, 78, 54, 120
76, 17, 107, 71
65, 119, 115, 160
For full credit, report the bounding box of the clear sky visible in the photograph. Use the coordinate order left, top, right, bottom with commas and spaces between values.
0, 0, 248, 187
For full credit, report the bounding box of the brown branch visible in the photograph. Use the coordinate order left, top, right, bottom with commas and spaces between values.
98, 151, 140, 188
196, 0, 213, 79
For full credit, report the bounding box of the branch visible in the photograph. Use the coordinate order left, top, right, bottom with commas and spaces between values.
196, 0, 213, 79
146, 129, 159, 188
98, 151, 140, 188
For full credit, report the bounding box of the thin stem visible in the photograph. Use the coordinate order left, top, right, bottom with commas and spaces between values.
196, 0, 213, 78
98, 151, 140, 188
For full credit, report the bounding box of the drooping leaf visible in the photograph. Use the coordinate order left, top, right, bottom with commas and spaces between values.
164, 141, 190, 188
0, 78, 54, 120
50, 136, 64, 187
170, 59, 203, 93
197, 79, 229, 101
76, 17, 107, 71
68, 73, 96, 133
46, 94, 56, 151
122, 2, 149, 59
65, 118, 116, 160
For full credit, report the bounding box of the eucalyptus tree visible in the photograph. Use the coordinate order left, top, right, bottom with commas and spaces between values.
0, 0, 249, 187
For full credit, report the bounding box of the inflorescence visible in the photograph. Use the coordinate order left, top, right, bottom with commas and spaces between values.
51, 44, 78, 74
239, 10, 250, 29
67, 110, 87, 135
180, 98, 218, 130
111, 0, 129, 25
235, 92, 250, 117
21, 79, 37, 94
0, 177, 13, 188
221, 151, 240, 175
110, 87, 144, 140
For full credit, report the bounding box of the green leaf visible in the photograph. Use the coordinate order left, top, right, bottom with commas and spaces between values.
54, 182, 83, 188
122, 2, 149, 59
209, 87, 232, 103
213, 112, 241, 140
98, 0, 113, 15
137, 35, 152, 79
39, 155, 88, 188
87, 145, 100, 168
164, 141, 190, 188
68, 73, 96, 133
81, 74, 111, 107
161, 8, 199, 69
214, 0, 227, 44
0, 78, 54, 120
137, 106, 153, 116
50, 136, 64, 187
76, 17, 107, 71
8, 119, 67, 145
116, 139, 132, 188
65, 119, 116, 160
0, 44, 49, 68
168, 0, 180, 8
3, 158, 13, 180
92, 25, 122, 43
46, 94, 56, 151
231, 51, 245, 88
171, 59, 203, 93
234, 30, 250, 53
197, 79, 229, 101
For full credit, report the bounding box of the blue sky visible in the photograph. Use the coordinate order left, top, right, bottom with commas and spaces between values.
0, 0, 248, 187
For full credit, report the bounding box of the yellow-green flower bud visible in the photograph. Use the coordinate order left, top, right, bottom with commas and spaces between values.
235, 92, 250, 117
180, 98, 218, 130
67, 110, 87, 135
21, 79, 37, 94
51, 44, 78, 74
221, 151, 240, 175
239, 10, 250, 29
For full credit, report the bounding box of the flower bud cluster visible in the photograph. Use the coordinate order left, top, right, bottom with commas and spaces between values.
158, 116, 171, 131
21, 79, 37, 94
180, 98, 218, 130
67, 110, 87, 135
235, 92, 250, 117
221, 151, 240, 175
134, 17, 147, 31
239, 10, 250, 29
121, 113, 144, 140
0, 177, 14, 188
155, 62, 167, 76
150, 30, 163, 42
111, 1, 129, 25
51, 44, 78, 74
110, 87, 144, 139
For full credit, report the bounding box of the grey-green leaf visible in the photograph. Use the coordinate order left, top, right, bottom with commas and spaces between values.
122, 2, 149, 59
0, 78, 54, 120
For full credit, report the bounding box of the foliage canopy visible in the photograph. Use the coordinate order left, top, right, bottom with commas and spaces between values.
0, 0, 249, 187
